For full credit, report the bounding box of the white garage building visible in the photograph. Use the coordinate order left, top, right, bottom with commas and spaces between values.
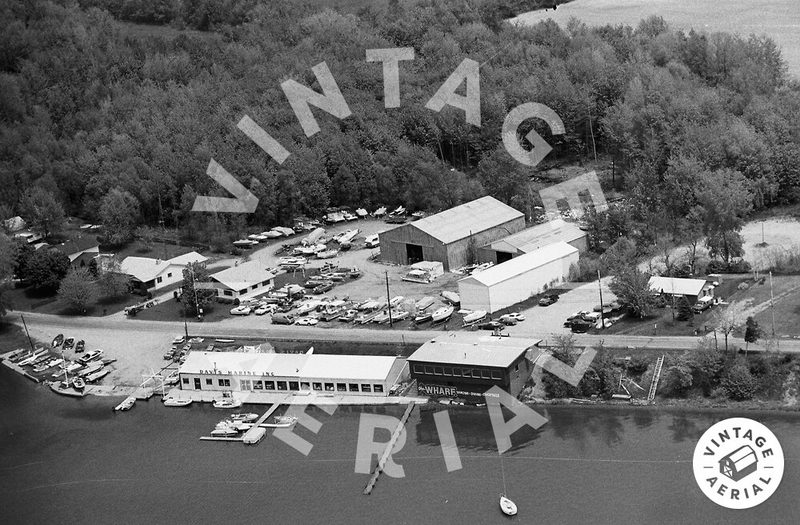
458, 241, 579, 313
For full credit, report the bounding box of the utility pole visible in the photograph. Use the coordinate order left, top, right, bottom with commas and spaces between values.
587, 94, 598, 164
597, 270, 605, 329
20, 314, 36, 352
385, 271, 393, 328
769, 271, 777, 347
611, 159, 615, 188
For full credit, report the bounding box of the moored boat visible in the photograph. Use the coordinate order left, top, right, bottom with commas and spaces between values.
499, 495, 517, 516
114, 396, 136, 411
85, 367, 109, 383
49, 380, 85, 397
213, 397, 242, 409
259, 415, 298, 429
210, 424, 239, 437
72, 377, 85, 390
230, 413, 259, 422
163, 397, 192, 407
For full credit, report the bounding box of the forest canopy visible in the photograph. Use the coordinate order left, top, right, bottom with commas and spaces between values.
1, 0, 798, 245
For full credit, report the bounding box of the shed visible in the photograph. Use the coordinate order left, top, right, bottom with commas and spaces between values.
458, 241, 579, 313
378, 196, 525, 271
648, 276, 714, 304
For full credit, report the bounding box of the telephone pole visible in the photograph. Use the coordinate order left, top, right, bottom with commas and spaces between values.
385, 270, 393, 328
769, 271, 777, 347
597, 269, 605, 329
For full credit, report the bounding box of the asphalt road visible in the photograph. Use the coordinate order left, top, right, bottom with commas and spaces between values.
13, 311, 800, 353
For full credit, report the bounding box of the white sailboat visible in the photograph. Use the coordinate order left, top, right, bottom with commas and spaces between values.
498, 454, 517, 516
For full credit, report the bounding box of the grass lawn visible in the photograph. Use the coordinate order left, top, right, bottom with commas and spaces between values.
132, 295, 231, 323
5, 282, 145, 317
602, 277, 749, 337
0, 322, 42, 353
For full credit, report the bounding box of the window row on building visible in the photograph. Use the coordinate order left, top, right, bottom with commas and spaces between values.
182, 377, 384, 393
412, 364, 503, 380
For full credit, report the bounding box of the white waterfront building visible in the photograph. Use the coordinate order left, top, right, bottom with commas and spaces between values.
179, 351, 406, 396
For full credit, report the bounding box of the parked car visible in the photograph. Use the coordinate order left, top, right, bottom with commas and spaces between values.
477, 321, 505, 331
692, 300, 713, 313
295, 317, 319, 326
569, 320, 593, 333
172, 336, 185, 345
538, 294, 559, 306
163, 350, 175, 360
499, 312, 525, 325
254, 304, 276, 316
230, 305, 252, 316
271, 313, 295, 325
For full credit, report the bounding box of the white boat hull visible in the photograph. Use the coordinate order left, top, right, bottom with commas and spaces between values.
500, 496, 517, 516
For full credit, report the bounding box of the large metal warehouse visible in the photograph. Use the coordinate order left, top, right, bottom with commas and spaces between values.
458, 241, 579, 313
378, 196, 525, 271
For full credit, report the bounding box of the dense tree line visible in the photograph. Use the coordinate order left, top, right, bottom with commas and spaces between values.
1, 0, 797, 248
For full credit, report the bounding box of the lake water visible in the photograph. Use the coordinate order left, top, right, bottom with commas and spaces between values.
512, 0, 800, 78
1, 366, 798, 524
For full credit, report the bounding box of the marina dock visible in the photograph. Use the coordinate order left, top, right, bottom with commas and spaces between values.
241, 397, 288, 444
199, 397, 290, 445
363, 402, 416, 495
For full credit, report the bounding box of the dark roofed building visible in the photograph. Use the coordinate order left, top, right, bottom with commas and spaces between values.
378, 196, 525, 271
54, 237, 100, 268
407, 333, 542, 403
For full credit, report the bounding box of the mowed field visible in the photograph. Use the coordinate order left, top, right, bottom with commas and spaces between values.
512, 0, 800, 78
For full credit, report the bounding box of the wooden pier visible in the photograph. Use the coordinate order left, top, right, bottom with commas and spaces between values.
363, 402, 416, 495
241, 395, 290, 444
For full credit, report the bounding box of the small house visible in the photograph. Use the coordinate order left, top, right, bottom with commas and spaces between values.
648, 276, 715, 305
119, 252, 207, 294
54, 237, 100, 268
210, 260, 276, 300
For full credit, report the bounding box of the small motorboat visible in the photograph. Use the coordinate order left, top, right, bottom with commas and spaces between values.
163, 397, 192, 407
213, 397, 242, 409
431, 305, 455, 323
52, 334, 64, 347
462, 310, 488, 326
114, 396, 136, 411
230, 413, 259, 422
72, 377, 86, 390
499, 495, 517, 516
415, 296, 435, 311
414, 312, 433, 324
440, 291, 460, 305
85, 367, 109, 383
259, 415, 298, 429
210, 424, 239, 437
77, 361, 103, 377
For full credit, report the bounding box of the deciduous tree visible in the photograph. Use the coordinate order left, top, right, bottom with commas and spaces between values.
58, 267, 96, 314
20, 187, 65, 238
27, 249, 70, 293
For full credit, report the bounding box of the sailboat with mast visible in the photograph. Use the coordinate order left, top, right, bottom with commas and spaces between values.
49, 346, 85, 398
498, 454, 518, 516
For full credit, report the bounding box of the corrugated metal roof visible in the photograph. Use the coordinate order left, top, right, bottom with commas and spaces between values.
460, 241, 578, 287
411, 196, 523, 244
211, 260, 275, 291
648, 276, 708, 296
486, 219, 585, 254
408, 333, 541, 368
180, 351, 397, 381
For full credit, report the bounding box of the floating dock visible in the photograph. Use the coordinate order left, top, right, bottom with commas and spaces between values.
363, 402, 416, 495
199, 398, 289, 445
